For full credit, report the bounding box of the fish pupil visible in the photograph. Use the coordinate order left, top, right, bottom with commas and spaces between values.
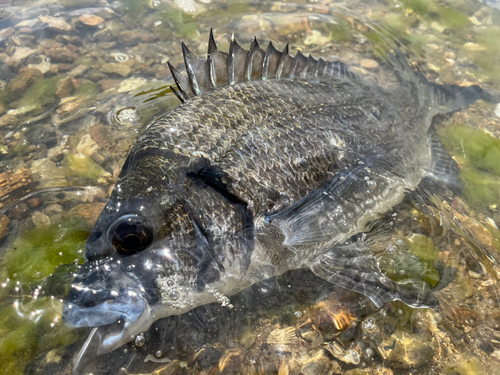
109, 215, 153, 255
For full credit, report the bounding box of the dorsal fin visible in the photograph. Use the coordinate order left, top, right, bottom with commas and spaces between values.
168, 30, 357, 103
290, 50, 308, 79
262, 41, 282, 80
245, 37, 265, 81
207, 29, 228, 88
181, 42, 213, 95
228, 34, 249, 85
276, 43, 294, 79
168, 62, 195, 102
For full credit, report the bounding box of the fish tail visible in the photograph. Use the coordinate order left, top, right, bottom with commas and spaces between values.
389, 49, 496, 114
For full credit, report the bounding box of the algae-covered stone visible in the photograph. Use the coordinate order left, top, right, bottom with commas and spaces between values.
6, 68, 43, 100
460, 170, 500, 209
407, 234, 439, 261
442, 124, 500, 177
1, 215, 88, 283
18, 76, 61, 111
62, 152, 111, 182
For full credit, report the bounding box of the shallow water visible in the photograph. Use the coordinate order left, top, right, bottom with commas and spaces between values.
1, 0, 500, 374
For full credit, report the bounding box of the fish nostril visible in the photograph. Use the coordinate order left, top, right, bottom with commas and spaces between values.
80, 292, 99, 308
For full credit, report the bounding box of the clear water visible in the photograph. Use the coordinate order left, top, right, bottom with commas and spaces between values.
0, 0, 500, 374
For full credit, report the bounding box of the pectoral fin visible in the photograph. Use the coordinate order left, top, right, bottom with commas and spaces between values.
266, 147, 409, 246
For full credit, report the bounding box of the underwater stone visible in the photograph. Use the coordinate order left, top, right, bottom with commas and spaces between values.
79, 14, 105, 27
55, 76, 75, 98
39, 15, 72, 32
495, 103, 500, 118
7, 47, 36, 65
6, 68, 43, 99
100, 63, 131, 77
377, 330, 434, 368
118, 30, 142, 46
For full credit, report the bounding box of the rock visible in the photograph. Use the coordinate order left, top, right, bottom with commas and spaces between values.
0, 27, 15, 38
79, 14, 104, 26
59, 0, 96, 6
6, 68, 43, 99
44, 46, 79, 63
32, 211, 51, 228
76, 134, 99, 156
463, 43, 487, 52
57, 63, 73, 72
495, 103, 500, 118
99, 79, 120, 91
28, 56, 51, 74
39, 15, 72, 32
56, 96, 86, 119
8, 47, 36, 64
55, 76, 74, 98
68, 202, 106, 226
304, 30, 330, 46
377, 330, 434, 368
100, 62, 131, 77
0, 114, 17, 127
118, 30, 142, 46
0, 168, 32, 199
0, 214, 10, 240
30, 158, 65, 182
360, 58, 379, 69
69, 64, 89, 77
7, 105, 37, 116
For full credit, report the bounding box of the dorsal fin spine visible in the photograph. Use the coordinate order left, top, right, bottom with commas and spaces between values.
181, 42, 202, 95
245, 37, 259, 81
207, 29, 218, 88
276, 43, 289, 79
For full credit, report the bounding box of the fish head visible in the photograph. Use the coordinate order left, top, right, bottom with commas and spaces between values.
62, 174, 243, 354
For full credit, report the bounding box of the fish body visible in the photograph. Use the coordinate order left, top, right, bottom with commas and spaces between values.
63, 31, 488, 357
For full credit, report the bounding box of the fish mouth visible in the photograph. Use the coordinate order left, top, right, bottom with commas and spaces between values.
63, 291, 152, 355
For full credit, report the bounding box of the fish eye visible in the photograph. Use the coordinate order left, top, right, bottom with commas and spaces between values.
109, 214, 153, 255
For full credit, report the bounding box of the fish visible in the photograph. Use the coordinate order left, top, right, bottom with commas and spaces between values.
62, 29, 496, 363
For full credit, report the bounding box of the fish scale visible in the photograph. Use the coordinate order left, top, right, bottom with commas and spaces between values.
63, 31, 495, 372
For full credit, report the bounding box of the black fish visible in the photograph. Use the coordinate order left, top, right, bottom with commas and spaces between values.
63, 30, 493, 362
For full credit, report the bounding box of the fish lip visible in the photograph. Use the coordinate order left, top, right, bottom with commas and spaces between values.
63, 292, 152, 354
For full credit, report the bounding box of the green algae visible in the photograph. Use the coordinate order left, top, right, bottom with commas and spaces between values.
378, 238, 440, 288
0, 216, 88, 285
151, 4, 198, 41
74, 80, 98, 99
442, 124, 500, 178
461, 170, 500, 210
407, 234, 439, 261
18, 76, 61, 110
0, 215, 89, 375
440, 124, 500, 209
436, 6, 469, 30
406, 0, 434, 15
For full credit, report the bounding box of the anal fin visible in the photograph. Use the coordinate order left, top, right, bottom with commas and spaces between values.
310, 242, 439, 308
421, 128, 461, 195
